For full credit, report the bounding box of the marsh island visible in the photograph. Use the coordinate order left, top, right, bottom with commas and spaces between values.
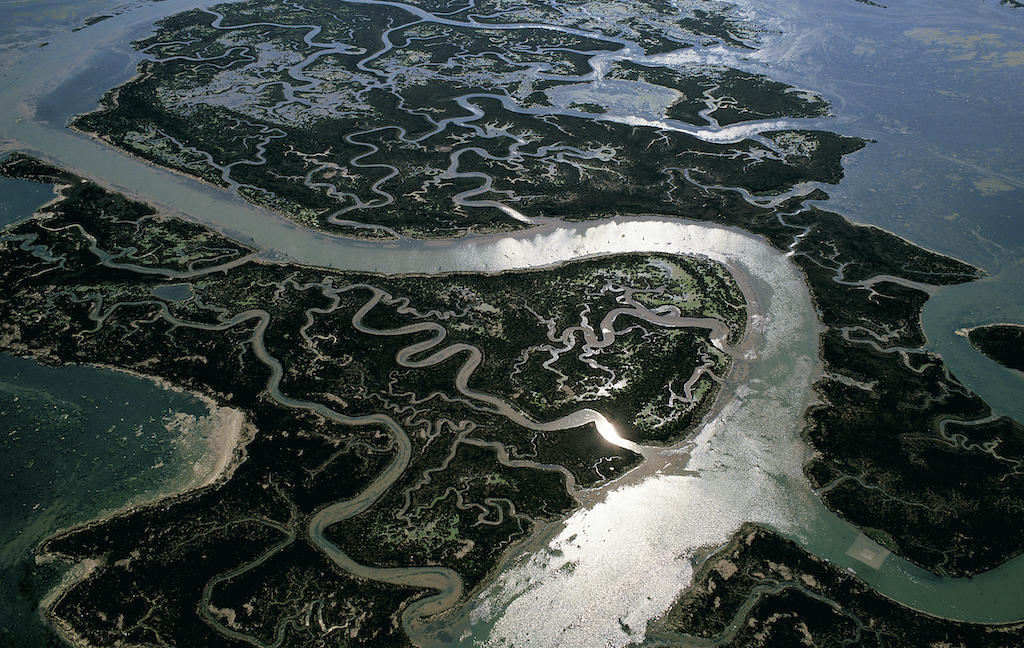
3, 0, 1024, 646
964, 324, 1024, 372
2, 154, 751, 646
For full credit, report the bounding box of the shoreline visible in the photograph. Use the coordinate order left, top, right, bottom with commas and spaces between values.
8, 355, 255, 645
39, 557, 104, 648
30, 359, 254, 544
409, 244, 791, 644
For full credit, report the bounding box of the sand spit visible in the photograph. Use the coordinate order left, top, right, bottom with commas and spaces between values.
29, 362, 254, 646
40, 557, 103, 648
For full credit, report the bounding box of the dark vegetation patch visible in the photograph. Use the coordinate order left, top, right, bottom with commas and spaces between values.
967, 323, 1024, 371
657, 523, 1024, 647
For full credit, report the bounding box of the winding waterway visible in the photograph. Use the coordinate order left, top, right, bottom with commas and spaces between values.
2, 0, 1024, 645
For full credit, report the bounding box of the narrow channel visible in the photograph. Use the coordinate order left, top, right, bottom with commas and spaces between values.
3, 0, 1024, 640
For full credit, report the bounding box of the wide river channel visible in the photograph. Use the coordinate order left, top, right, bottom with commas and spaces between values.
2, 0, 1024, 645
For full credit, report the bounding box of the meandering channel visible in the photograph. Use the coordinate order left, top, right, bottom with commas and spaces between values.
5, 1, 1024, 644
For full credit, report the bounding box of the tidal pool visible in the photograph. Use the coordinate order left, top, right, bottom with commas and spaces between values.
0, 175, 52, 228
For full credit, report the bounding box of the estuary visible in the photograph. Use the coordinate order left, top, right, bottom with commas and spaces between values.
2, 0, 1023, 646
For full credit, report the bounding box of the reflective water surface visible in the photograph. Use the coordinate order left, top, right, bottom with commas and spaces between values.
1, 0, 1023, 645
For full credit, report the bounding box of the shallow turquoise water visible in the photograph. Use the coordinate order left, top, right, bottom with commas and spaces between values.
0, 354, 215, 646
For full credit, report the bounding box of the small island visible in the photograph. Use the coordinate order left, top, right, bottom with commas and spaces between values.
962, 323, 1024, 372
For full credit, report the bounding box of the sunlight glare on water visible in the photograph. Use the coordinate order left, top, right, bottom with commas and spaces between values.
594, 416, 643, 454
424, 219, 824, 648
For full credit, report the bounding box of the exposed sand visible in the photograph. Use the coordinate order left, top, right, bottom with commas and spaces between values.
33, 363, 254, 647
93, 365, 253, 495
